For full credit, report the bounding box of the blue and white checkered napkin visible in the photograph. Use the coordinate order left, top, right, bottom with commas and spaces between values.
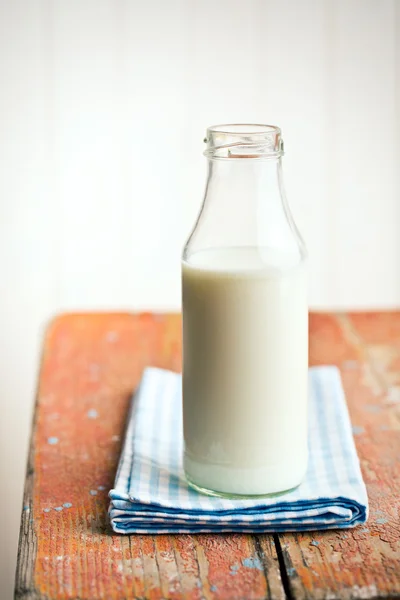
109, 366, 368, 533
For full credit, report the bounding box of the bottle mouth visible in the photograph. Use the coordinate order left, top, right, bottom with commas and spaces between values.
204, 124, 284, 160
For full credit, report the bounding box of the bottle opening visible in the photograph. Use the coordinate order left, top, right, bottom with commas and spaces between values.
204, 124, 283, 160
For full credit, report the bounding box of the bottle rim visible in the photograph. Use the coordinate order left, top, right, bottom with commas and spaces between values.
204, 124, 284, 160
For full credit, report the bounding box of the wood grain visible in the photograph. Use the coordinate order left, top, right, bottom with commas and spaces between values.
279, 313, 400, 600
14, 313, 400, 599
14, 313, 284, 600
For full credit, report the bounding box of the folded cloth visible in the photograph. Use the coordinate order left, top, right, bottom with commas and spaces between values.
109, 366, 368, 533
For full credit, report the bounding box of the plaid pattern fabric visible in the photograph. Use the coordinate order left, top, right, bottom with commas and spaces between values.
109, 366, 368, 533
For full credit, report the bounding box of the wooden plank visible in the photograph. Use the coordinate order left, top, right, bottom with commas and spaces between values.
15, 313, 285, 600
278, 313, 400, 600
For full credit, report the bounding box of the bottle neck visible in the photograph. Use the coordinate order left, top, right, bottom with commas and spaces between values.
206, 155, 282, 204
206, 155, 285, 242
183, 124, 305, 265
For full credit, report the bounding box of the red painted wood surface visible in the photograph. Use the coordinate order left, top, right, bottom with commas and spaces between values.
15, 312, 400, 600
280, 313, 400, 599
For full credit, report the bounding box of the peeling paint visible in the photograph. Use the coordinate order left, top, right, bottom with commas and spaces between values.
241, 557, 263, 571
350, 584, 378, 599
343, 360, 358, 370
105, 330, 119, 343
352, 425, 364, 435
387, 386, 400, 404
88, 363, 100, 381
363, 405, 381, 413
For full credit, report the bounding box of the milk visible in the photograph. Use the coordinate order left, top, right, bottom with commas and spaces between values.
182, 246, 308, 496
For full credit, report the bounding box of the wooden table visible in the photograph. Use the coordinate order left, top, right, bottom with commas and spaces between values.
15, 313, 400, 600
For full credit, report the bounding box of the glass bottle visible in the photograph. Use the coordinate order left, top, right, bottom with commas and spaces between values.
182, 124, 308, 497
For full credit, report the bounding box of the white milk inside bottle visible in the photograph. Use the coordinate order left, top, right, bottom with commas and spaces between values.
182, 247, 308, 496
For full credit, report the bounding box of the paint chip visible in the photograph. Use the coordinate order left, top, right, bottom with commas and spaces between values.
87, 409, 98, 419
352, 425, 364, 435
90, 490, 98, 496
343, 360, 358, 370
310, 540, 319, 546
47, 437, 59, 445
376, 518, 388, 524
54, 506, 63, 512
88, 363, 101, 381
63, 502, 72, 508
242, 557, 263, 571
43, 508, 51, 513
23, 505, 29, 511
387, 386, 400, 404
105, 331, 119, 343
153, 314, 165, 322
364, 404, 381, 413
230, 564, 239, 572
98, 485, 106, 491
210, 585, 217, 591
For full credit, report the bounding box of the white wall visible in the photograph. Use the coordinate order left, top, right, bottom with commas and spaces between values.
1, 0, 399, 596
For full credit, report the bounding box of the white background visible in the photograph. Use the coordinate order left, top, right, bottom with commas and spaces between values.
1, 0, 399, 595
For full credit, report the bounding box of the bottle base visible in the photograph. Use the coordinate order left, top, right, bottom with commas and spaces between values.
184, 451, 308, 498
185, 471, 301, 499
